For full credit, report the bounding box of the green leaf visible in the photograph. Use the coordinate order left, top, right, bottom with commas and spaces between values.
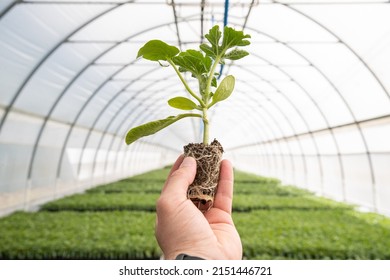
211, 76, 217, 88
202, 25, 222, 58
168, 97, 199, 110
171, 50, 212, 78
210, 75, 235, 107
137, 40, 179, 62
199, 25, 250, 62
199, 43, 215, 58
224, 49, 250, 60
221, 26, 251, 51
125, 114, 201, 145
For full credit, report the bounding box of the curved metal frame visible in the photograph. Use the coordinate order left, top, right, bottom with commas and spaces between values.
0, 0, 18, 19
112, 61, 319, 184
229, 21, 378, 205
26, 20, 180, 183
80, 78, 180, 179
37, 14, 381, 206
238, 64, 326, 189
95, 13, 384, 209
232, 66, 319, 189
116, 87, 286, 180
282, 4, 389, 209
0, 1, 388, 212
0, 2, 128, 132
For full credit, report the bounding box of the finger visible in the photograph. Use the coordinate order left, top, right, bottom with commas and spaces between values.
165, 154, 185, 179
161, 156, 196, 199
213, 159, 234, 215
161, 154, 184, 194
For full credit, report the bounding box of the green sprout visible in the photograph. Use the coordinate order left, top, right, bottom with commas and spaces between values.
125, 25, 251, 145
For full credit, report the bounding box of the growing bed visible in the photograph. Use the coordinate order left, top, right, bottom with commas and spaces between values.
0, 167, 389, 260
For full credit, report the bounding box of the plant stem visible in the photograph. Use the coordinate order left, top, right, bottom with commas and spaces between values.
201, 53, 226, 145
204, 54, 222, 99
168, 60, 205, 107
202, 107, 209, 145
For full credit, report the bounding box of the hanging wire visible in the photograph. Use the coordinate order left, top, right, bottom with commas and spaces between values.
219, 0, 256, 79
243, 0, 256, 29
200, 0, 206, 43
170, 0, 183, 49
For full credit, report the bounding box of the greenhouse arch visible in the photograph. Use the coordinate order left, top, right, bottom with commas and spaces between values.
0, 0, 389, 217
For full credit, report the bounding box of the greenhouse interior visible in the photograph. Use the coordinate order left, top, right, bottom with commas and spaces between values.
0, 0, 390, 260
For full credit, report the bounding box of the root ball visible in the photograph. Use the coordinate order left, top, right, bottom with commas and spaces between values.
183, 139, 223, 212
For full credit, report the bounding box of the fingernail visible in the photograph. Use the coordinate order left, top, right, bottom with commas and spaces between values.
180, 157, 195, 168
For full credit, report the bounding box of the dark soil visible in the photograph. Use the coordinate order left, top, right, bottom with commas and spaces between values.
183, 139, 224, 212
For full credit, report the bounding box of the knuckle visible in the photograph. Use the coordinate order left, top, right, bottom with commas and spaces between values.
156, 196, 172, 213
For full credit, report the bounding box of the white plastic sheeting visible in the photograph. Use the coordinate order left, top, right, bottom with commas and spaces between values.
0, 0, 389, 216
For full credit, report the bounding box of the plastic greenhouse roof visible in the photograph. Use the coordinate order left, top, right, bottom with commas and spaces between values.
0, 0, 389, 216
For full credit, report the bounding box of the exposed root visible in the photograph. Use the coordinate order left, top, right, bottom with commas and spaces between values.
183, 139, 223, 212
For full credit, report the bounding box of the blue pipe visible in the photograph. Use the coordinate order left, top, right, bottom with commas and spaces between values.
219, 0, 229, 78
223, 0, 229, 27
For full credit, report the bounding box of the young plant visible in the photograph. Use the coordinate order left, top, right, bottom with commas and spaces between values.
126, 25, 251, 211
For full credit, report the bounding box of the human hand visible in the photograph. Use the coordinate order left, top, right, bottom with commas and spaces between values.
155, 155, 242, 260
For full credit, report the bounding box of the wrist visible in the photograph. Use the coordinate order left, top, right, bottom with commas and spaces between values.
162, 250, 209, 260
175, 253, 205, 260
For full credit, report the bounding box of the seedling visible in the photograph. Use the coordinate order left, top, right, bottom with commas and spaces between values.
126, 25, 251, 211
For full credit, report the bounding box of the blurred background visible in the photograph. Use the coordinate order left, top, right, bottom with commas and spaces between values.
0, 0, 390, 260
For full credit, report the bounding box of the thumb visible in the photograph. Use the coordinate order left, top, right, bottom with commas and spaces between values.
161, 156, 197, 199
